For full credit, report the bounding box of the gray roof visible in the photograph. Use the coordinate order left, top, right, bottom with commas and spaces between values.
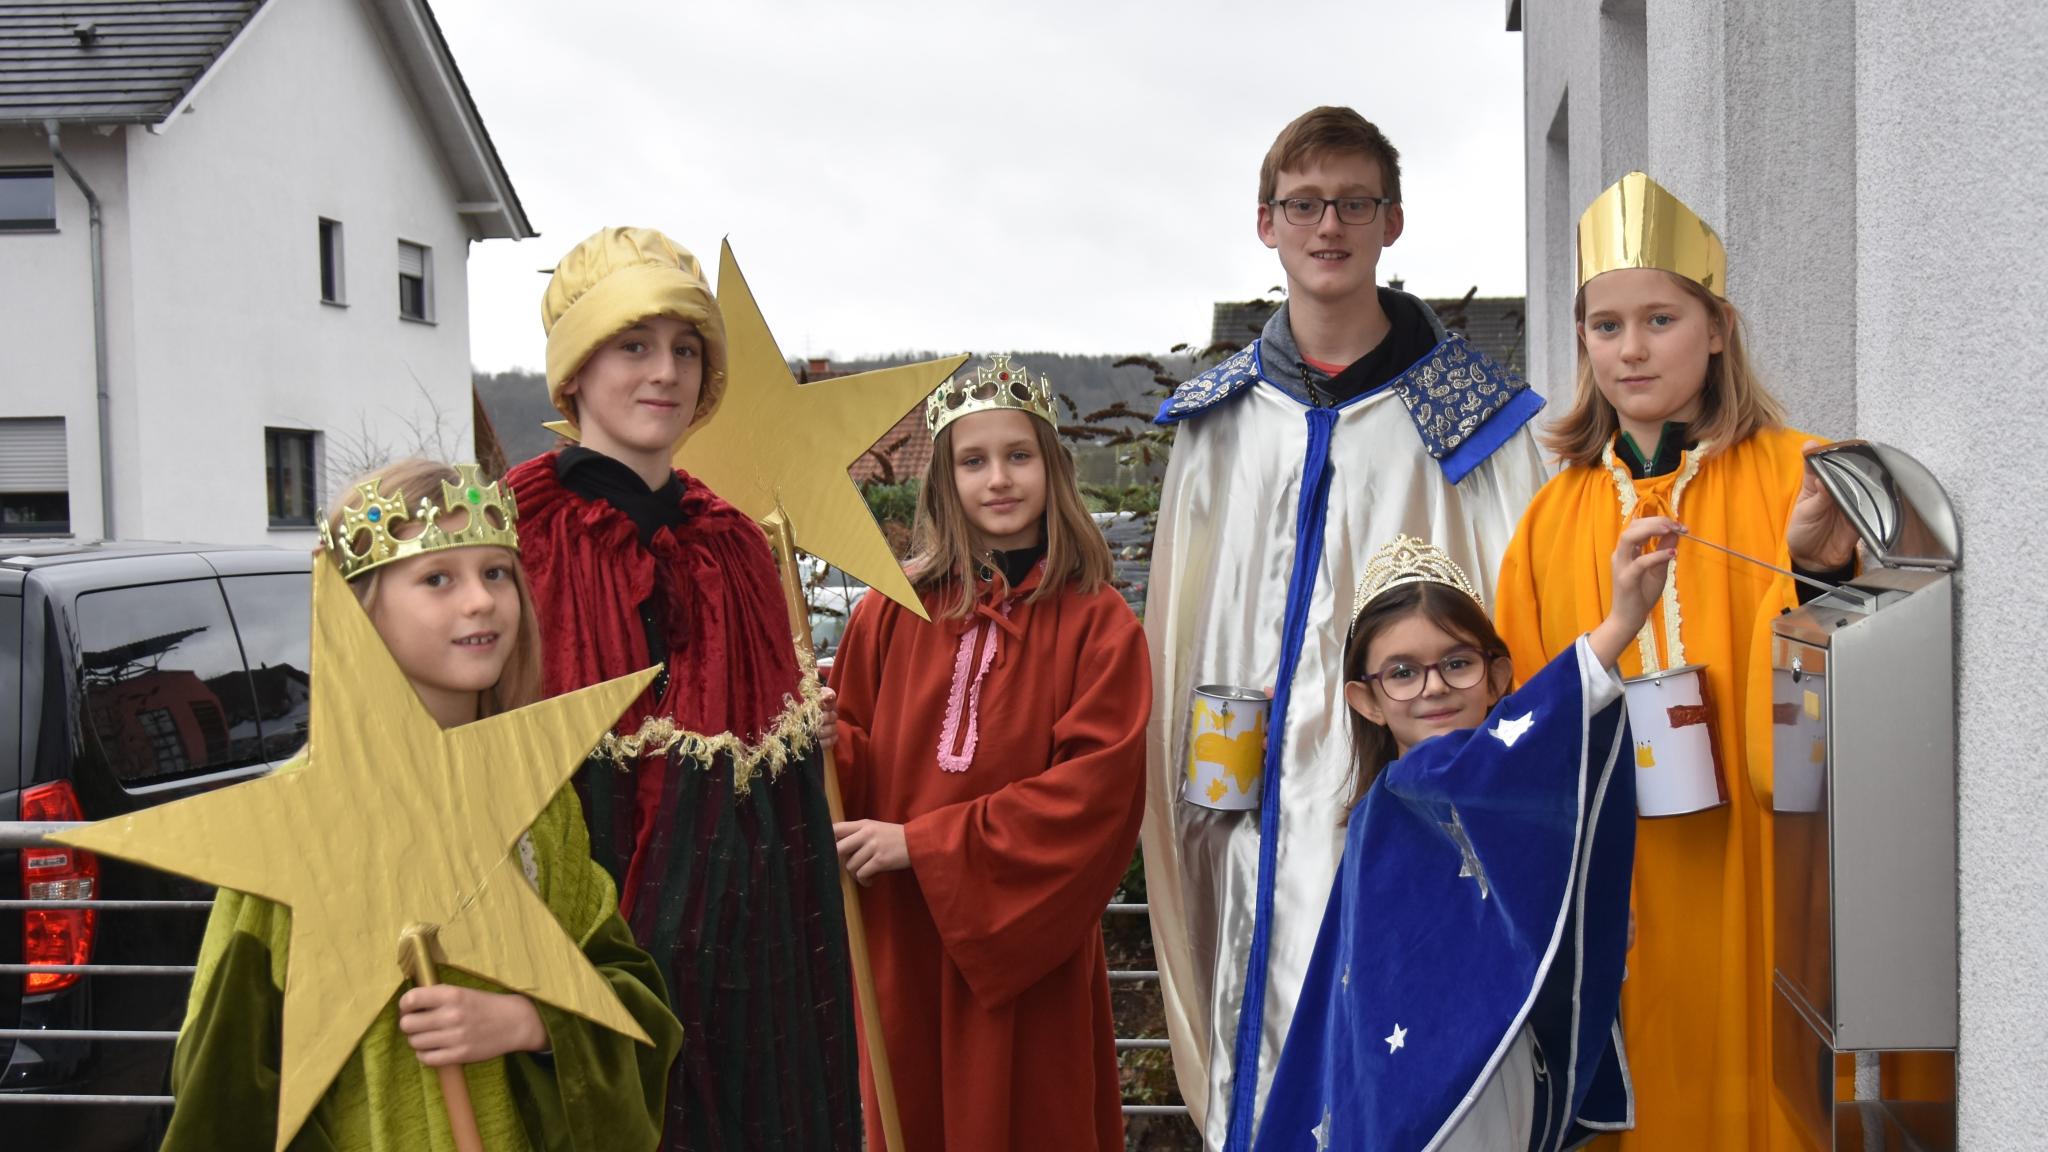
0, 1, 263, 125
1208, 294, 1528, 375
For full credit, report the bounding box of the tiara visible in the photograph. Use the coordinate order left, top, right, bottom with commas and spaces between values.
1350, 534, 1484, 624
317, 464, 519, 582
924, 355, 1058, 437
1577, 171, 1726, 293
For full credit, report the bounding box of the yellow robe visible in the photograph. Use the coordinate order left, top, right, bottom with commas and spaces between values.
1495, 425, 1815, 1151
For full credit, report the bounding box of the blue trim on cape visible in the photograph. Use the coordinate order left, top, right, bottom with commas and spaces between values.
1223, 405, 1340, 1152
1154, 335, 1541, 482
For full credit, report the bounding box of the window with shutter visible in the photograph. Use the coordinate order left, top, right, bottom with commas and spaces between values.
398, 240, 431, 321
0, 417, 69, 534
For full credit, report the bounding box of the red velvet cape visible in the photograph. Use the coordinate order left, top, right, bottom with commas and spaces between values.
508, 451, 859, 1152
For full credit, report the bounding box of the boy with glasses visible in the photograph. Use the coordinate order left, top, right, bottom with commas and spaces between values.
1139, 105, 1550, 1151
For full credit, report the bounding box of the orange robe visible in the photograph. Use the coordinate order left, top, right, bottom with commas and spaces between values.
830, 565, 1151, 1152
1495, 425, 1816, 1151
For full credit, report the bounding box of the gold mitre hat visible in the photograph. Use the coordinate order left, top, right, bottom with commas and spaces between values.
1577, 171, 1727, 293
317, 463, 519, 582
925, 354, 1059, 438
1351, 534, 1483, 624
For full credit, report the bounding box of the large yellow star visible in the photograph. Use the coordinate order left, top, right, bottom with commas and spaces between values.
550, 242, 964, 618
52, 560, 658, 1151
684, 243, 964, 618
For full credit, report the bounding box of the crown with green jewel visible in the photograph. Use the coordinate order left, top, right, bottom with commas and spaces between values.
317, 463, 519, 582
924, 354, 1059, 438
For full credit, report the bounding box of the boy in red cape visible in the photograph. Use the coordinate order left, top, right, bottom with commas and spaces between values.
506, 227, 860, 1151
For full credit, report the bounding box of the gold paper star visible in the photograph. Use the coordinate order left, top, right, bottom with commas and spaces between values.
52, 561, 658, 1151
682, 242, 964, 618
551, 243, 965, 619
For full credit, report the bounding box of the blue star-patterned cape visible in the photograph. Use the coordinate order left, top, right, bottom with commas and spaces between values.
1254, 642, 1636, 1152
1154, 335, 1545, 485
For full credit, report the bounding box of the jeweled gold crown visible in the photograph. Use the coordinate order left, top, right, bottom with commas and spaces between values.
924, 354, 1058, 438
317, 464, 519, 582
1577, 171, 1727, 293
1350, 534, 1484, 624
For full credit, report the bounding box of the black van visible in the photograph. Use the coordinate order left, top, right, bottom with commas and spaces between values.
0, 542, 309, 1150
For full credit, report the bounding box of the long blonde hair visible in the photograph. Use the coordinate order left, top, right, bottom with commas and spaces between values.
1544, 271, 1787, 468
907, 418, 1114, 620
322, 458, 543, 717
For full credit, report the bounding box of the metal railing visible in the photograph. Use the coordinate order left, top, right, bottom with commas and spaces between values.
0, 823, 1192, 1126
1, 818, 182, 1108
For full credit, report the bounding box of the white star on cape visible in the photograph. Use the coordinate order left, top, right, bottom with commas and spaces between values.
1441, 804, 1491, 900
1312, 1109, 1333, 1150
1491, 710, 1535, 747
1385, 1023, 1408, 1053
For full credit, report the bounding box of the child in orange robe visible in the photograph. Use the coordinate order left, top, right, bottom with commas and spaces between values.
1494, 173, 1859, 1151
829, 356, 1151, 1152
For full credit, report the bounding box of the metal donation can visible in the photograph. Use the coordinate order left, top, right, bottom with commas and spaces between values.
1180, 684, 1270, 811
1622, 663, 1729, 817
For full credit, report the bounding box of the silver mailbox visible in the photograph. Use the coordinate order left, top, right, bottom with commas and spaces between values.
1770, 441, 1958, 1149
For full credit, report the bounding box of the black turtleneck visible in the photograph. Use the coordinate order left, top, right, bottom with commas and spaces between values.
1302, 289, 1441, 407
556, 446, 685, 687
556, 446, 688, 546
982, 537, 1048, 589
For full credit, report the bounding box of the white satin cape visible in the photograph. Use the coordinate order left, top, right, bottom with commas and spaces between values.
1139, 380, 1547, 1148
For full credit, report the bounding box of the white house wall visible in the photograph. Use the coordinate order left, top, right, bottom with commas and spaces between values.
0, 126, 131, 541
1518, 0, 2048, 1141
119, 0, 477, 547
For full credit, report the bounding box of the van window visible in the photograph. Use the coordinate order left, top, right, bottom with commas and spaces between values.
219, 573, 311, 761
75, 580, 259, 785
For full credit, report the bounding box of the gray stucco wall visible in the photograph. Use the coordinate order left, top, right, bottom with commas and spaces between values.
1518, 0, 2048, 1142
1853, 3, 2048, 1142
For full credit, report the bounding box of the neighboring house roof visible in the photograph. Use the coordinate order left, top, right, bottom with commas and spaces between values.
847, 407, 930, 487
1208, 293, 1528, 374
0, 0, 532, 240
0, 0, 259, 125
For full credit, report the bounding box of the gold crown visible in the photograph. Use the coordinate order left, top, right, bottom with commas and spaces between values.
1350, 534, 1484, 625
925, 354, 1058, 438
1577, 171, 1727, 293
317, 464, 520, 582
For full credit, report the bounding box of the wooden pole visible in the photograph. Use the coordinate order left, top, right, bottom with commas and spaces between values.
760, 509, 906, 1152
398, 923, 486, 1152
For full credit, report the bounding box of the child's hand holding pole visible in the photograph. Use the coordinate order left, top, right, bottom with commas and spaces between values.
1590, 516, 1679, 670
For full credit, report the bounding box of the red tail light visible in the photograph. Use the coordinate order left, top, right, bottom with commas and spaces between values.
21, 781, 97, 995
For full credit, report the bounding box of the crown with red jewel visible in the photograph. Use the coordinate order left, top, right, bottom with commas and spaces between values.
317, 463, 519, 582
924, 354, 1059, 437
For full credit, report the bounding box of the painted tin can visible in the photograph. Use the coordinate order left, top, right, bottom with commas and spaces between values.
1181, 684, 1269, 811
1623, 663, 1729, 817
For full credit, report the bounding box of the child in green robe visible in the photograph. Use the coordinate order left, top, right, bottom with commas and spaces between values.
161, 458, 682, 1152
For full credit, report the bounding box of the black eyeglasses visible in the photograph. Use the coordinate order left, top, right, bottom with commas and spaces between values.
1361, 647, 1492, 702
1269, 196, 1395, 227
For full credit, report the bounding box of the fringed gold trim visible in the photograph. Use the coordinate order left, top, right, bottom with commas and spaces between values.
590, 648, 825, 795
1604, 439, 1707, 674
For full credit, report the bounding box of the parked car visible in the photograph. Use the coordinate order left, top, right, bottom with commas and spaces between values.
1, 542, 310, 1150
801, 556, 870, 660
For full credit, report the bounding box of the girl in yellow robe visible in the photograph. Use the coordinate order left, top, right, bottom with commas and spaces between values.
1494, 173, 1858, 1152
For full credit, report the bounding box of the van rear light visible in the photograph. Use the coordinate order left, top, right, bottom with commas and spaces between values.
21, 781, 98, 995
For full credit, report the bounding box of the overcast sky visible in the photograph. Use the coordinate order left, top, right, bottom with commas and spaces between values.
437, 0, 1528, 373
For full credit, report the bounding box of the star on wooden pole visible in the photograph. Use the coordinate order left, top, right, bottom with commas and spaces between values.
52, 560, 659, 1152
678, 241, 966, 618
